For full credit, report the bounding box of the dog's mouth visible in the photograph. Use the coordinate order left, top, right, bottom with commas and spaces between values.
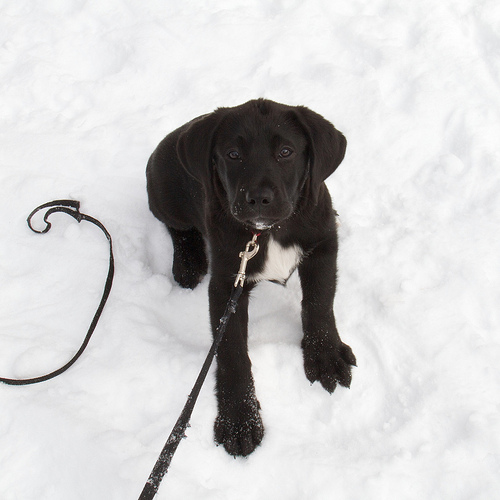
246, 219, 276, 231
230, 199, 294, 232
230, 205, 277, 230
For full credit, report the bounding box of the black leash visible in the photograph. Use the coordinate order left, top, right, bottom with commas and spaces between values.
139, 233, 260, 500
0, 200, 114, 386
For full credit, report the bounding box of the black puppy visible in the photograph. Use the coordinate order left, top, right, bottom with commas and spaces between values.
146, 99, 356, 457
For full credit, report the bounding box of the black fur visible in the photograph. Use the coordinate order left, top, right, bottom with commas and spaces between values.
146, 99, 356, 457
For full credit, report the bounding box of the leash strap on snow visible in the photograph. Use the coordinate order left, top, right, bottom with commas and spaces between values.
138, 235, 259, 500
0, 200, 114, 386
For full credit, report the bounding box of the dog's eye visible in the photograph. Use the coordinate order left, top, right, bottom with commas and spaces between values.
279, 147, 293, 158
227, 150, 241, 160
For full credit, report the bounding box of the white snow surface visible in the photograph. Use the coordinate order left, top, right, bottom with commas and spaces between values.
1, 1, 499, 499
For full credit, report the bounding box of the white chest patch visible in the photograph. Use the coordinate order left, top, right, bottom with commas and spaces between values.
250, 236, 303, 284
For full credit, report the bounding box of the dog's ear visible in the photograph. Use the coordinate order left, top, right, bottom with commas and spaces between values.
293, 106, 347, 204
176, 111, 224, 183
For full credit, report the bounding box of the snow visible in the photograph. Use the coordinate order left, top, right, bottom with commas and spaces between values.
1, 0, 499, 498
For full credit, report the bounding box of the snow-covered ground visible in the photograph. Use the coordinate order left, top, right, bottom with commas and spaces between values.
1, 1, 499, 499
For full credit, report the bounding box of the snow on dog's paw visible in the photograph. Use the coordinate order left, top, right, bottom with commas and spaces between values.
302, 337, 356, 393
214, 397, 264, 457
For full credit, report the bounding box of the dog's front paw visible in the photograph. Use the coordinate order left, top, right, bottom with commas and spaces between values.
172, 261, 205, 289
214, 396, 264, 457
302, 336, 356, 393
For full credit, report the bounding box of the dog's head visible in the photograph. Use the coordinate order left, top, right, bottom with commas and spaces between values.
177, 99, 346, 230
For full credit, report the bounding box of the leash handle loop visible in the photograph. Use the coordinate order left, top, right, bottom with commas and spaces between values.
27, 199, 82, 233
0, 200, 114, 386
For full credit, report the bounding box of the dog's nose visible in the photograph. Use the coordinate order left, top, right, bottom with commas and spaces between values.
246, 187, 274, 206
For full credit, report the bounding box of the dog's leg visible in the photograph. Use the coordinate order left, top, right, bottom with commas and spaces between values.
167, 226, 208, 289
209, 277, 264, 457
298, 238, 356, 393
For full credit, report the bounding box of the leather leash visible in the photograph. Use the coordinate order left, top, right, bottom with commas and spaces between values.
0, 200, 114, 386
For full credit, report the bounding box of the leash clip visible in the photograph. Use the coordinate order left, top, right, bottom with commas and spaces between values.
234, 233, 260, 288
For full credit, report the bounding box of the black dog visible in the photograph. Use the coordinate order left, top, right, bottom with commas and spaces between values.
146, 99, 356, 457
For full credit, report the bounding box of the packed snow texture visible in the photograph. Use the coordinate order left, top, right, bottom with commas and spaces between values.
1, 1, 499, 499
